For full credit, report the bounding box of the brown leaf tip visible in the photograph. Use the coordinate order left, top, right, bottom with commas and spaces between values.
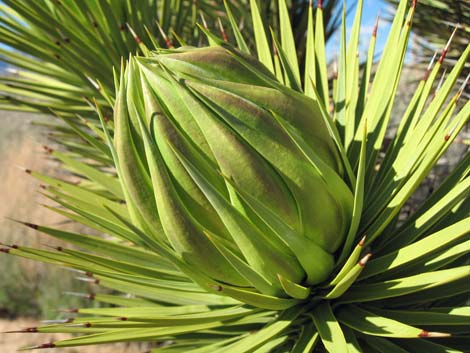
25, 222, 39, 230
156, 21, 173, 48
419, 330, 451, 338
359, 235, 367, 247
61, 308, 79, 313
42, 145, 54, 154
439, 26, 458, 64
372, 13, 381, 37
28, 342, 56, 349
126, 24, 142, 44
419, 330, 429, 337
4, 326, 37, 333
358, 253, 372, 267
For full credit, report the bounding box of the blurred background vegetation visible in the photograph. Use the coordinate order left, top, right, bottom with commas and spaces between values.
0, 111, 89, 319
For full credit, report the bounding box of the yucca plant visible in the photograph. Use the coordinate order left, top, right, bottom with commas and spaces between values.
0, 0, 341, 116
0, 0, 341, 177
2, 0, 469, 352
386, 0, 470, 98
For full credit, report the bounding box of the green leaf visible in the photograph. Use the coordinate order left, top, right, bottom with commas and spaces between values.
277, 0, 300, 85
337, 305, 432, 338
361, 218, 470, 279
249, 0, 274, 73
311, 302, 349, 353
341, 266, 470, 303
221, 306, 304, 352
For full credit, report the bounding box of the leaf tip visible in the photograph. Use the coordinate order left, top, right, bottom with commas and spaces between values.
419, 330, 451, 338
358, 253, 372, 267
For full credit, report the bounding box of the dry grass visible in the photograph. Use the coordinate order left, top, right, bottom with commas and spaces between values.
0, 112, 131, 351
0, 112, 91, 318
0, 113, 154, 351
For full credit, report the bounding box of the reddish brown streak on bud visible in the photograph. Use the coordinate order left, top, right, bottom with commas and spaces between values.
444, 134, 450, 141
0, 248, 10, 254
11, 245, 18, 249
85, 322, 92, 328
56, 246, 63, 251
85, 271, 93, 277
119, 317, 128, 321
412, 0, 417, 9
318, 0, 323, 9
25, 168, 32, 174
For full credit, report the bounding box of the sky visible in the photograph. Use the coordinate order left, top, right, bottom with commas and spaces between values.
326, 0, 393, 61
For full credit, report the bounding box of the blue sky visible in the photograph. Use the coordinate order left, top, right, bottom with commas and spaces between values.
326, 0, 393, 60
